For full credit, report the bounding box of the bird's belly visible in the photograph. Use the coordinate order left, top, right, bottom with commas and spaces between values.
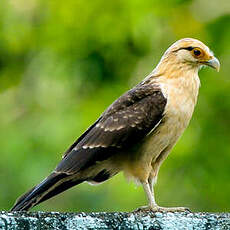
140, 96, 195, 165
121, 115, 190, 183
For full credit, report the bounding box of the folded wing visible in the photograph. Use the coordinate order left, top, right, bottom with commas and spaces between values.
56, 84, 167, 174
11, 83, 167, 211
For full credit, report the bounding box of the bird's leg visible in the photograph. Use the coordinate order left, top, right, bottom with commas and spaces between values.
148, 174, 155, 194
134, 157, 191, 212
135, 180, 190, 212
134, 181, 157, 212
143, 181, 157, 208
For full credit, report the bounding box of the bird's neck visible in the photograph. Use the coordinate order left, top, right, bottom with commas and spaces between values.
146, 61, 201, 105
155, 55, 199, 79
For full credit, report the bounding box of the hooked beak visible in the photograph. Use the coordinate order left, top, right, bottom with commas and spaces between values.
202, 56, 220, 72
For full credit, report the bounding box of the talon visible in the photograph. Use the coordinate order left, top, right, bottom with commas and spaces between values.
134, 206, 191, 213
156, 206, 191, 212
134, 205, 153, 212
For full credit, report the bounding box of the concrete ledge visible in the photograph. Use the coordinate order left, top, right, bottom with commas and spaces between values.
0, 211, 230, 230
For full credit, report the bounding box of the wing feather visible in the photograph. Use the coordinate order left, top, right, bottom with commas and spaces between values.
56, 84, 167, 174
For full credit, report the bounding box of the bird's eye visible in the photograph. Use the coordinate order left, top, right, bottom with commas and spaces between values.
193, 48, 202, 57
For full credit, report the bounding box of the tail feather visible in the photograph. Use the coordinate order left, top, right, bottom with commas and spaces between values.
37, 178, 84, 204
11, 172, 84, 211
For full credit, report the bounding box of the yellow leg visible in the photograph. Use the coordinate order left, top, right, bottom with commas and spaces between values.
135, 181, 190, 212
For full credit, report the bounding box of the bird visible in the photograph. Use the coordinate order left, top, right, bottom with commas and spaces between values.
11, 38, 220, 212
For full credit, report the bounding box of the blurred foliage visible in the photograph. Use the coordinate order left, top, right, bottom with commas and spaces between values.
0, 0, 230, 212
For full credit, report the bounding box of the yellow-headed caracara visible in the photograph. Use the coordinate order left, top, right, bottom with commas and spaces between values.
11, 38, 220, 212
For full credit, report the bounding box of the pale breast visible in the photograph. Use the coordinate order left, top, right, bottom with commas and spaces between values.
140, 73, 200, 163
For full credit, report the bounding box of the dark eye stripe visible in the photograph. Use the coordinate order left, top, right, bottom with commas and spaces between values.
183, 46, 194, 51
173, 46, 195, 52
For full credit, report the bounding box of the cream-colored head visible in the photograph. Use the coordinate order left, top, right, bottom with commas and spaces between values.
156, 38, 220, 77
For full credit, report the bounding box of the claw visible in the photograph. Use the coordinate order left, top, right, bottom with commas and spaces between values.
134, 205, 191, 213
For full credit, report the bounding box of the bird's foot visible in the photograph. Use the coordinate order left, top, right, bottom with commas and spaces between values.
134, 205, 190, 213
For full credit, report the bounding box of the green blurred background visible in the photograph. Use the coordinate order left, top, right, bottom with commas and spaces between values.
0, 0, 230, 213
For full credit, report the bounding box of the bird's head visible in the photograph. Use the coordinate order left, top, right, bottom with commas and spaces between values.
157, 38, 220, 77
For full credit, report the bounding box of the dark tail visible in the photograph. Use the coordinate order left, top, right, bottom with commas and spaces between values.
11, 172, 84, 211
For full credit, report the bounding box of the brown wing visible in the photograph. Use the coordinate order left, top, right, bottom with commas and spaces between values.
11, 83, 167, 211
55, 84, 167, 174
